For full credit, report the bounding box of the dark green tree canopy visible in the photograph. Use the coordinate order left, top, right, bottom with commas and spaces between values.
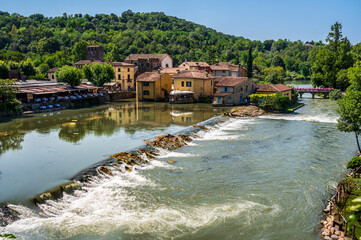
83, 63, 115, 87
55, 66, 82, 87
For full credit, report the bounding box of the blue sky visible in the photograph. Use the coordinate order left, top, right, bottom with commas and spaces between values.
1, 0, 360, 44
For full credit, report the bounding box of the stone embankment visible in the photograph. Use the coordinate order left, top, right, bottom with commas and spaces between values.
320, 214, 350, 240
0, 130, 197, 227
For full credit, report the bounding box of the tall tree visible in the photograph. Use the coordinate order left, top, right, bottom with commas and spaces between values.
247, 46, 253, 78
55, 66, 82, 88
72, 41, 88, 62
337, 61, 361, 152
311, 22, 353, 90
271, 55, 285, 70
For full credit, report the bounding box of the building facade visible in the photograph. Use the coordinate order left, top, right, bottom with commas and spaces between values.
136, 72, 172, 101
210, 62, 246, 77
47, 67, 60, 82
110, 62, 136, 90
86, 45, 104, 61
124, 54, 173, 75
212, 77, 256, 106
179, 61, 211, 73
172, 70, 215, 101
256, 84, 293, 100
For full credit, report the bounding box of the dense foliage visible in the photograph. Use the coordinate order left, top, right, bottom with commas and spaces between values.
337, 61, 361, 152
250, 93, 291, 112
83, 63, 115, 87
329, 89, 343, 100
55, 66, 82, 87
0, 10, 333, 80
347, 156, 361, 169
0, 79, 22, 113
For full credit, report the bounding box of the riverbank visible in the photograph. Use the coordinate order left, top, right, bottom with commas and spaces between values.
321, 157, 361, 240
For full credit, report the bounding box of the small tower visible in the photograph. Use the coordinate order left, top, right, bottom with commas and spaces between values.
86, 45, 104, 61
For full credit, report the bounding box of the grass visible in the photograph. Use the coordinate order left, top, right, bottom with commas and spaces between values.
285, 102, 304, 112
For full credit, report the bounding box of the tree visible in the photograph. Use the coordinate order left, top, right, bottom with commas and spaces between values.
311, 22, 353, 89
271, 55, 285, 70
263, 66, 285, 84
36, 37, 60, 54
337, 61, 361, 152
106, 45, 121, 62
0, 79, 20, 112
0, 61, 9, 79
55, 66, 82, 88
19, 59, 36, 77
83, 63, 115, 87
72, 40, 88, 62
247, 46, 253, 78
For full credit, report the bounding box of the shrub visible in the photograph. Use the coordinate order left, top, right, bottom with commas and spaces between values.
329, 89, 343, 100
347, 156, 361, 169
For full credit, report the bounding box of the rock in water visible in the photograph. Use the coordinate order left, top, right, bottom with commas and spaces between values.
167, 160, 177, 164
0, 204, 20, 227
192, 124, 208, 130
229, 106, 265, 117
98, 166, 114, 176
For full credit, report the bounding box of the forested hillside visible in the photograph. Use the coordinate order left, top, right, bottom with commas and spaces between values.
0, 10, 359, 84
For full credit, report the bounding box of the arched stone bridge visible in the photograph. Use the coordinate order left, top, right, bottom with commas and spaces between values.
296, 88, 334, 98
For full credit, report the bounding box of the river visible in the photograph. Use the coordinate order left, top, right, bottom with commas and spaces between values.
0, 83, 357, 240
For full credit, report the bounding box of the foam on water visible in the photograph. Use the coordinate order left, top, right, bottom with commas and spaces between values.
259, 114, 338, 123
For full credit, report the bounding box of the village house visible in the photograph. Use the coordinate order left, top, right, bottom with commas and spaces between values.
124, 54, 173, 75
179, 61, 211, 73
111, 62, 136, 90
47, 67, 60, 82
210, 62, 246, 77
256, 84, 293, 99
212, 77, 256, 106
172, 70, 214, 101
136, 72, 172, 102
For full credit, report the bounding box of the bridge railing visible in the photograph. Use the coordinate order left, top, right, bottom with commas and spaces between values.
296, 88, 334, 92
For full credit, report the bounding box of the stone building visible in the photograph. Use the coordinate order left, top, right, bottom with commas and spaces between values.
86, 45, 104, 61
124, 54, 173, 75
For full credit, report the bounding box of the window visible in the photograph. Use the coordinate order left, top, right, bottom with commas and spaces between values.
166, 63, 169, 68
223, 87, 229, 92
246, 86, 248, 92
127, 68, 130, 72
118, 68, 121, 72
211, 81, 212, 86
118, 74, 121, 80
143, 82, 149, 86
241, 87, 243, 91
128, 74, 130, 80
186, 81, 192, 87
181, 81, 184, 87
172, 79, 174, 84
143, 90, 149, 95
52, 74, 54, 79
228, 97, 232, 102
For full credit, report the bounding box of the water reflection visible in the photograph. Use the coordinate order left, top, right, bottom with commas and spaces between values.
0, 101, 223, 154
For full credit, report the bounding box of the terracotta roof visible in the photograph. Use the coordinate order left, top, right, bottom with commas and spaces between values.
160, 67, 181, 74
110, 62, 134, 67
137, 72, 161, 82
214, 92, 232, 97
211, 62, 240, 71
180, 61, 210, 68
172, 70, 214, 80
256, 84, 292, 92
124, 54, 170, 61
48, 67, 60, 73
216, 77, 250, 87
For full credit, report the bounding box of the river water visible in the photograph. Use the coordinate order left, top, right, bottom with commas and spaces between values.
0, 84, 357, 240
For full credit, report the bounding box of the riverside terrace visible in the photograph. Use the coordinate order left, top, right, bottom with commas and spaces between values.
15, 80, 105, 112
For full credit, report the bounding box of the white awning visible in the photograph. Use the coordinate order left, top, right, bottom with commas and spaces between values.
170, 90, 195, 95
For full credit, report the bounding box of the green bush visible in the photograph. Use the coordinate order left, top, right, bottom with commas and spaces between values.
347, 156, 361, 169
329, 89, 343, 100
6, 99, 22, 113
259, 92, 291, 112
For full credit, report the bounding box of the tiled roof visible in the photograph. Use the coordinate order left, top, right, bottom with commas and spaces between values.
180, 61, 210, 68
110, 62, 134, 67
160, 67, 181, 74
137, 72, 161, 82
211, 62, 240, 71
48, 67, 60, 73
124, 54, 169, 61
172, 70, 214, 80
256, 84, 292, 92
216, 77, 249, 87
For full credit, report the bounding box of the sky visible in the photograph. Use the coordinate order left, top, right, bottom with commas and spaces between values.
1, 0, 361, 44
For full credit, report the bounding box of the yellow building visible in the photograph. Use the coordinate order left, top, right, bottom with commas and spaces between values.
136, 72, 172, 101
110, 62, 136, 91
172, 70, 215, 101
